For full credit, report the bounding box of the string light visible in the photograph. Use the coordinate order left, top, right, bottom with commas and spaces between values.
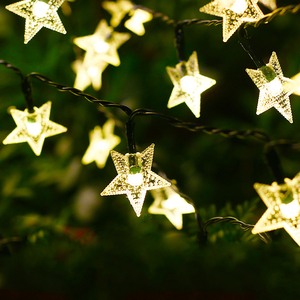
246, 52, 294, 123
5, 0, 67, 44
73, 19, 130, 67
3, 101, 67, 156
82, 119, 120, 169
199, 0, 264, 42
72, 59, 108, 91
101, 144, 171, 217
149, 186, 195, 230
166, 51, 216, 118
124, 9, 153, 36
252, 172, 300, 247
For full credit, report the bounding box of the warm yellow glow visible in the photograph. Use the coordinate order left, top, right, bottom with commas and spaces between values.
26, 117, 42, 137
5, 0, 66, 44
291, 72, 300, 96
252, 172, 300, 247
94, 41, 110, 54
127, 173, 144, 186
149, 186, 195, 230
101, 144, 171, 217
32, 1, 50, 18
280, 200, 300, 219
246, 52, 294, 123
167, 51, 216, 118
3, 101, 67, 156
125, 9, 153, 36
199, 0, 264, 42
73, 20, 130, 67
259, 0, 277, 10
82, 120, 120, 169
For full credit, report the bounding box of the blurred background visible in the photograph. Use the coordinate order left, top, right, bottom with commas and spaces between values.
0, 0, 300, 299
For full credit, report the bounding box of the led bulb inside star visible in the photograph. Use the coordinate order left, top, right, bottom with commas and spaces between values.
32, 1, 50, 18
94, 41, 110, 54
280, 200, 300, 219
26, 116, 42, 137
180, 76, 199, 94
127, 173, 144, 186
224, 0, 247, 14
162, 195, 183, 210
265, 77, 284, 98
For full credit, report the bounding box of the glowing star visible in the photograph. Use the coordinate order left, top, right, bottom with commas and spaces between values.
101, 144, 171, 217
291, 72, 300, 96
73, 19, 130, 67
72, 59, 108, 91
3, 101, 67, 156
149, 186, 195, 230
102, 0, 134, 27
252, 172, 300, 246
5, 0, 66, 44
246, 52, 294, 123
124, 9, 153, 36
199, 0, 264, 42
166, 51, 216, 118
259, 0, 277, 10
82, 120, 121, 169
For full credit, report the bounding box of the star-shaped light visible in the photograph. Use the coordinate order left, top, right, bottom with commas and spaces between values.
6, 0, 67, 44
166, 51, 216, 118
72, 59, 108, 91
124, 9, 153, 36
101, 144, 171, 217
82, 119, 121, 169
259, 0, 277, 10
3, 101, 67, 155
199, 0, 264, 42
73, 20, 130, 67
102, 0, 134, 27
149, 186, 195, 230
291, 72, 300, 96
246, 52, 295, 123
252, 172, 300, 246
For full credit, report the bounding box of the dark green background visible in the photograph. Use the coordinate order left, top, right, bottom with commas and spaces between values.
0, 0, 300, 299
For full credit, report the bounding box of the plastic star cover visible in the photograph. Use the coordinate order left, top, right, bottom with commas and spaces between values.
253, 172, 300, 246
101, 144, 171, 217
246, 52, 294, 123
199, 0, 264, 42
3, 101, 67, 155
166, 51, 216, 118
6, 0, 66, 44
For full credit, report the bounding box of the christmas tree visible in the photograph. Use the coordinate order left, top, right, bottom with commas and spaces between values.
0, 0, 300, 299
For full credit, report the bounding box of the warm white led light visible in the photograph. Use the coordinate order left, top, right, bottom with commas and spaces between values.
266, 77, 284, 98
26, 119, 42, 137
228, 0, 247, 14
162, 195, 183, 210
87, 66, 99, 78
180, 76, 199, 94
127, 173, 144, 186
32, 1, 50, 18
280, 200, 300, 219
94, 40, 110, 54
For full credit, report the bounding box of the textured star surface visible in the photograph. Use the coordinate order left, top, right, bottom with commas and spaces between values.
82, 120, 120, 169
3, 101, 67, 156
149, 186, 195, 230
73, 20, 130, 67
252, 172, 300, 246
102, 0, 133, 27
125, 9, 153, 36
72, 59, 108, 91
259, 0, 277, 10
101, 144, 171, 217
199, 0, 264, 42
166, 51, 216, 118
246, 52, 294, 123
6, 0, 66, 44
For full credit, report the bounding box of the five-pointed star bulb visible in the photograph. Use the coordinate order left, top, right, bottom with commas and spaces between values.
73, 20, 130, 67
259, 0, 277, 10
101, 144, 171, 217
149, 186, 195, 230
124, 9, 153, 36
252, 172, 300, 246
166, 51, 216, 118
3, 101, 67, 155
246, 52, 295, 123
82, 119, 120, 169
6, 0, 67, 44
72, 59, 108, 91
199, 0, 264, 42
